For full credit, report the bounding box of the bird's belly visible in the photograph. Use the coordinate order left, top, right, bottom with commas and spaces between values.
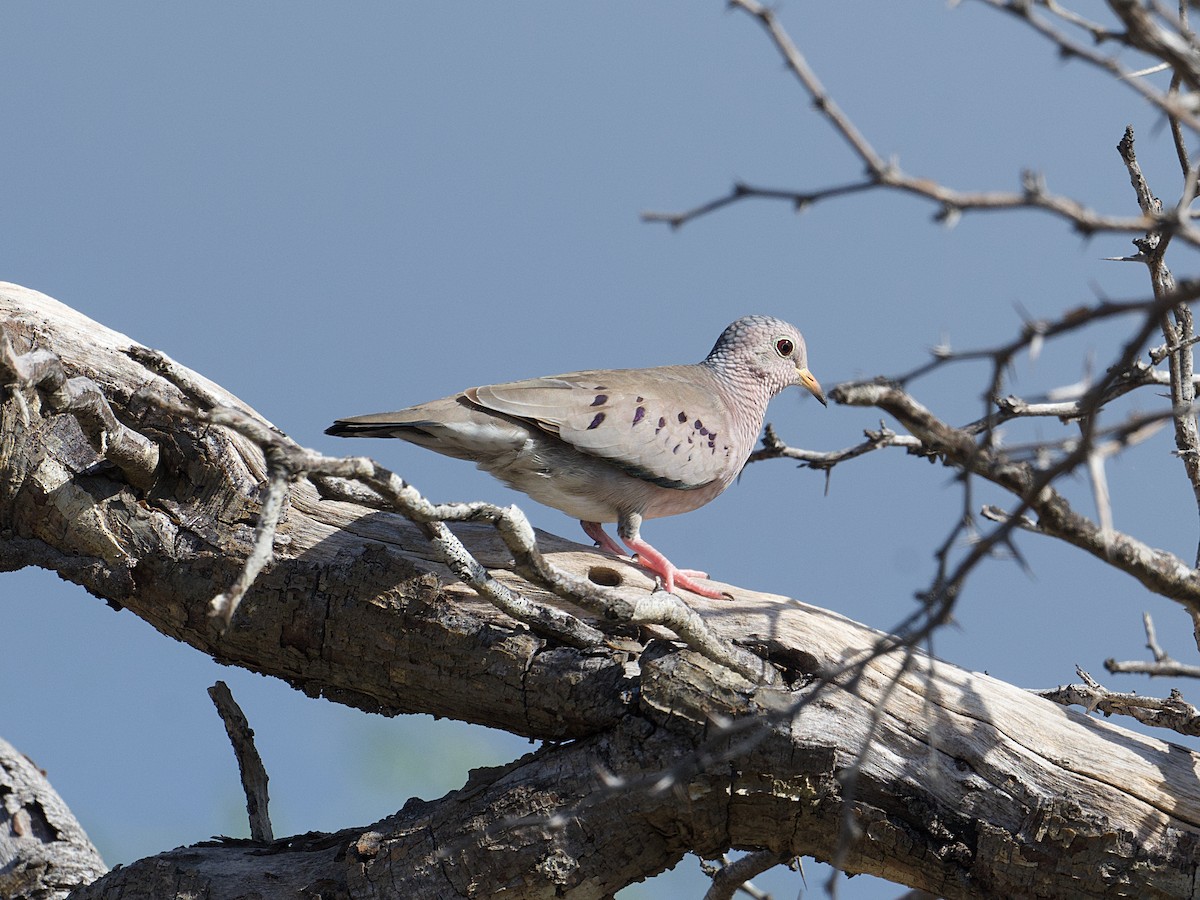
502, 470, 626, 523
476, 439, 728, 524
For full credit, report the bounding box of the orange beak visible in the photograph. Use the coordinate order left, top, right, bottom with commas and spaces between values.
798, 367, 827, 407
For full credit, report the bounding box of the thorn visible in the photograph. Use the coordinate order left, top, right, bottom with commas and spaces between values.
935, 205, 961, 229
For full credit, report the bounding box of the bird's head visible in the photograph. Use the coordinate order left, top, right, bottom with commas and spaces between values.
706, 315, 826, 406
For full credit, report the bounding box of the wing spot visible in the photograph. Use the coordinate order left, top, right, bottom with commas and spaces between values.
587, 412, 606, 430
672, 443, 682, 454
656, 416, 666, 434
633, 406, 646, 425
591, 394, 608, 407
677, 411, 688, 423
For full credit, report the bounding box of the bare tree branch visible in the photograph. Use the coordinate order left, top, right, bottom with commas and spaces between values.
1039, 666, 1200, 735
701, 850, 794, 900
831, 378, 1200, 608
643, 0, 1200, 245
983, 0, 1200, 128
1116, 125, 1200, 563
1106, 611, 1200, 678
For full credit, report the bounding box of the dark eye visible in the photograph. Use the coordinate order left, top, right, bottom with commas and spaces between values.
775, 338, 794, 357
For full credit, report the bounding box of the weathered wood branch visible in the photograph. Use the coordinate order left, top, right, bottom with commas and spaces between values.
4, 283, 1200, 898
0, 737, 107, 900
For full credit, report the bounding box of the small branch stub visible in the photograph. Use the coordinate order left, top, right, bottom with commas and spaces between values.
208, 680, 274, 843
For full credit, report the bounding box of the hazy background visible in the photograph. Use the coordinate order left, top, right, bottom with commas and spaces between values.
2, 3, 1196, 897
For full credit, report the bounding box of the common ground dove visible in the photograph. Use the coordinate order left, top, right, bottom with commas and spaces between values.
326, 315, 824, 600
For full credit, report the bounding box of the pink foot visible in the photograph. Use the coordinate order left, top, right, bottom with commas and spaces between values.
581, 521, 630, 558
621, 535, 729, 601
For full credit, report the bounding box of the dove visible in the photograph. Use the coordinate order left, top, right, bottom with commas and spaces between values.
326, 315, 824, 600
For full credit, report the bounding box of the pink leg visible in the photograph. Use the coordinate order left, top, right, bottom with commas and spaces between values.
621, 534, 728, 601
581, 521, 630, 558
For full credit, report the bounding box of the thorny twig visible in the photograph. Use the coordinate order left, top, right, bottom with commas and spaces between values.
643, 0, 1200, 245
747, 422, 924, 495
1106, 611, 1200, 678
1118, 126, 1200, 564
1039, 665, 1200, 735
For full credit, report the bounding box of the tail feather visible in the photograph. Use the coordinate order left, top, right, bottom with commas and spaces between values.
326, 396, 532, 463
325, 418, 419, 438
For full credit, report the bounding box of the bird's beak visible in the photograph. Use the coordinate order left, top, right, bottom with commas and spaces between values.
798, 367, 827, 407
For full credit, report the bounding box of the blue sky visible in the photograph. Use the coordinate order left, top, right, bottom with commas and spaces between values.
2, 3, 1196, 897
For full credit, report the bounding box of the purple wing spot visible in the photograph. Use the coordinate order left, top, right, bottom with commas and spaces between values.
587, 412, 606, 430
633, 406, 646, 425
677, 411, 688, 423
591, 394, 608, 407
672, 443, 681, 454
656, 416, 666, 434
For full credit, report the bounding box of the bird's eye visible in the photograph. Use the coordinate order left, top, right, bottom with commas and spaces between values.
775, 338, 795, 357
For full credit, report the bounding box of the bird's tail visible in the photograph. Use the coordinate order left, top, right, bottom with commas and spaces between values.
325, 397, 528, 462
325, 419, 406, 438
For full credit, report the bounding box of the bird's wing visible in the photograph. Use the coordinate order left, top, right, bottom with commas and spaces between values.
467, 367, 739, 490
